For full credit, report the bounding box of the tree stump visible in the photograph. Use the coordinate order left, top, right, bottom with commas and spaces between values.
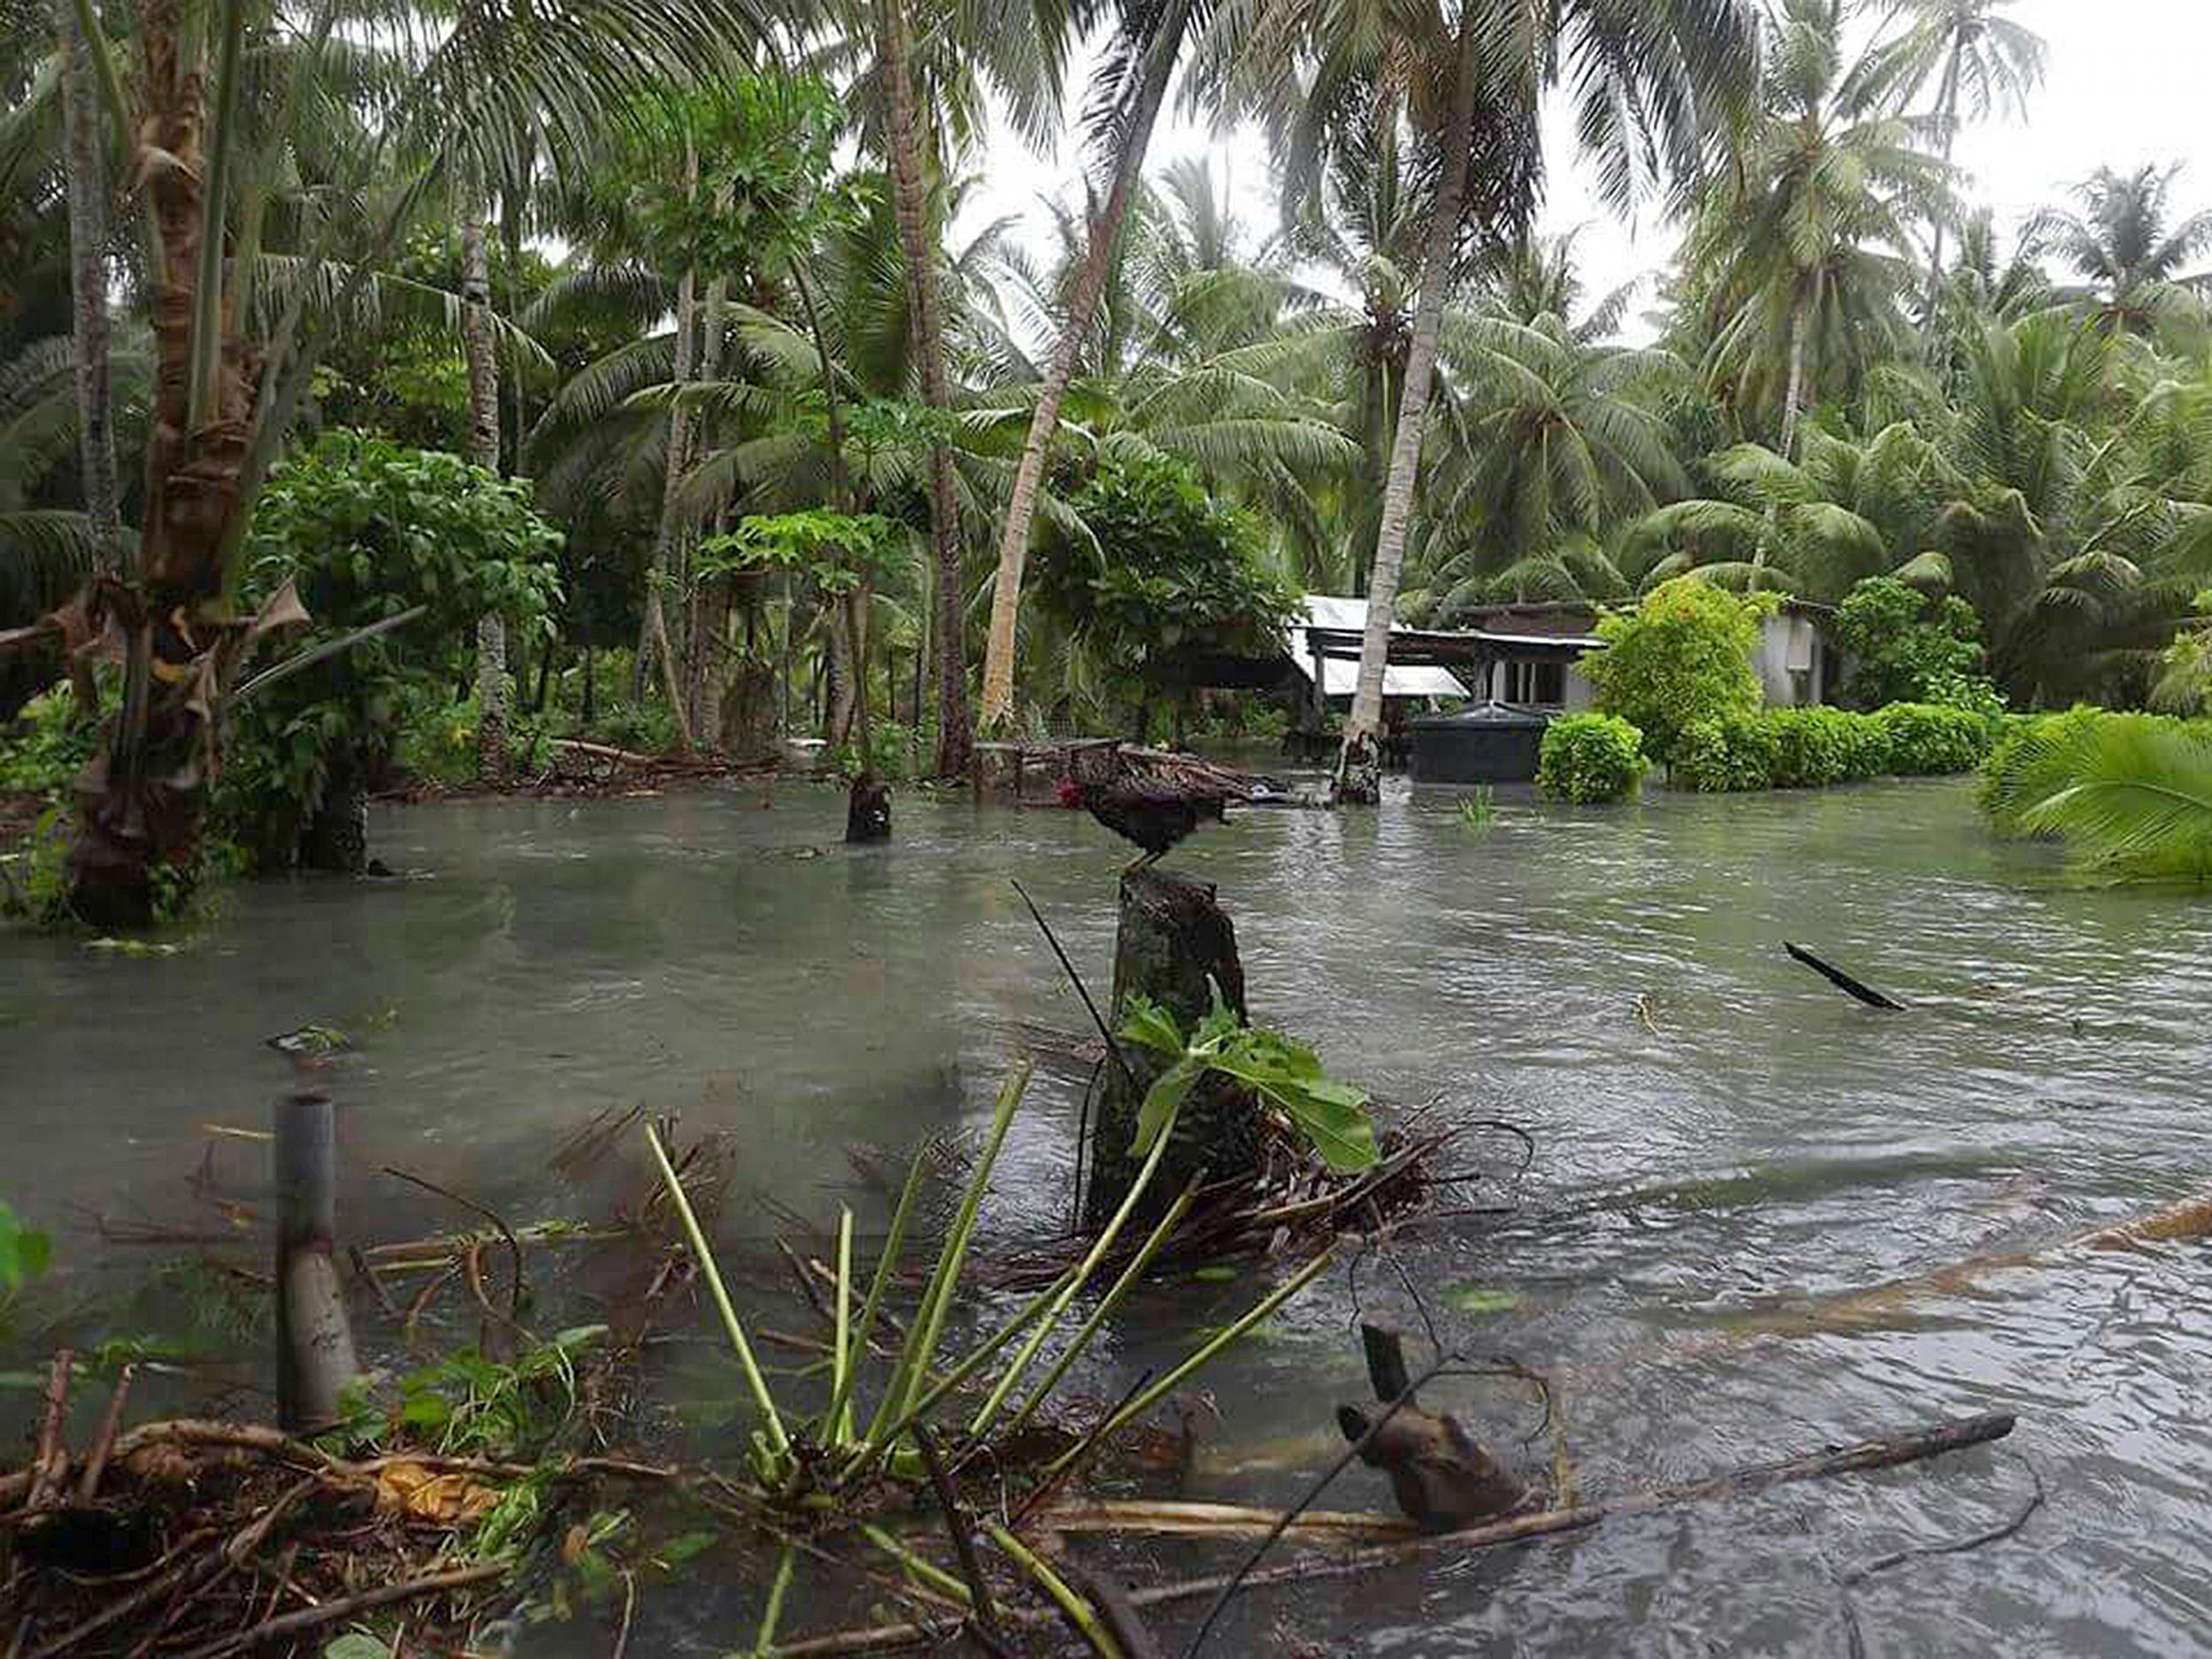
1084, 867, 1259, 1232
846, 773, 892, 843
1332, 729, 1382, 806
300, 758, 368, 875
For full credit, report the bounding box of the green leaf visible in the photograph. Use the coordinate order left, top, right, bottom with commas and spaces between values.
323, 1635, 392, 1659
1132, 1056, 1205, 1157
1448, 1286, 1520, 1316
1116, 996, 1191, 1060
1191, 1264, 1240, 1283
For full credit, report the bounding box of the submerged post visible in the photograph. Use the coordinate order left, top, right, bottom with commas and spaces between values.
1084, 867, 1260, 1233
273, 1087, 359, 1432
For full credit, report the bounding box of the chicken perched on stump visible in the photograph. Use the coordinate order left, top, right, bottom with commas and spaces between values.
1057, 743, 1254, 867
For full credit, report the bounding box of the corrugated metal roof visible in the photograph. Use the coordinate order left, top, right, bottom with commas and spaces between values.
1288, 597, 1471, 699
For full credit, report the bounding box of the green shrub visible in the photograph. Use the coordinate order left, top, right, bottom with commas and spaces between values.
0, 683, 102, 800
1878, 702, 1993, 776
1764, 706, 1888, 787
1833, 575, 1989, 708
1536, 713, 1649, 803
1673, 713, 1779, 792
1585, 578, 1773, 763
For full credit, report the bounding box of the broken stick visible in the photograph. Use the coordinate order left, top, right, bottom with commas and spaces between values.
1785, 942, 1907, 1011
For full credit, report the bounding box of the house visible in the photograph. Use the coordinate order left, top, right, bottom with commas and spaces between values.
1445, 598, 1836, 711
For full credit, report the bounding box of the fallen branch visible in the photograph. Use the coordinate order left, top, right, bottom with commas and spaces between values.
1784, 942, 1906, 1011
171, 1561, 506, 1659
765, 1413, 2017, 1657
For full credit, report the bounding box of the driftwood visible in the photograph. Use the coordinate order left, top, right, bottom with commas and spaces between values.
1785, 941, 1907, 1010
766, 1412, 2018, 1656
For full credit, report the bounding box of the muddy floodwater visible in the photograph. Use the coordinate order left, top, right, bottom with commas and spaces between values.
6, 774, 2211, 1655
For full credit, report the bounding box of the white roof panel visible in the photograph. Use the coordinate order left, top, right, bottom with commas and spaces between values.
1287, 595, 1471, 700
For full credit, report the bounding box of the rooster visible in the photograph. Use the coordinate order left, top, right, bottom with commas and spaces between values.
1056, 743, 1258, 867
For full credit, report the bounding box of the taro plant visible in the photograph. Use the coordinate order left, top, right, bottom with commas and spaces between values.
1116, 996, 1380, 1174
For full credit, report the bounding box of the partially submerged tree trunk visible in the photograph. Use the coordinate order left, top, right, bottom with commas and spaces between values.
873, 0, 970, 780
273, 1087, 358, 1433
57, 0, 121, 580
65, 0, 280, 926
978, 0, 1192, 733
1333, 7, 1480, 807
299, 755, 367, 875
461, 199, 510, 784
1084, 867, 1257, 1232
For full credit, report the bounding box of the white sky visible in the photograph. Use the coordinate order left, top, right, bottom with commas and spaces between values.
957, 0, 2212, 337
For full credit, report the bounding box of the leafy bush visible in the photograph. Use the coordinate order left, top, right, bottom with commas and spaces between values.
0, 683, 103, 800
1764, 706, 1888, 787
1537, 712, 1649, 803
218, 433, 562, 868
1878, 702, 1993, 776
1585, 578, 1772, 763
1674, 713, 1780, 792
1833, 576, 1991, 709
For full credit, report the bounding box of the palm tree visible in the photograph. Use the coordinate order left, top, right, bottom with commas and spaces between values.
460, 188, 510, 778
1622, 420, 1951, 602
54, 0, 122, 579
870, 0, 972, 777
2030, 165, 2212, 340
979, 0, 1195, 734
1683, 0, 1954, 459
1853, 0, 2045, 304
5, 0, 768, 924
1206, 0, 1756, 801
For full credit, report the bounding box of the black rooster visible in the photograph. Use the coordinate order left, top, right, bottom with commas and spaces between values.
1057, 743, 1256, 867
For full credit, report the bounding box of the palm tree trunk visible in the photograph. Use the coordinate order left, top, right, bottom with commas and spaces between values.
1333, 7, 1480, 806
56, 0, 120, 580
461, 197, 510, 782
1924, 36, 1964, 326
874, 0, 971, 780
640, 263, 699, 752
67, 0, 263, 926
1780, 286, 1810, 462
977, 0, 1192, 733
684, 276, 731, 746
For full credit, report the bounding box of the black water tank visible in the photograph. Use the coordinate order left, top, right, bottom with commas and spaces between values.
1410, 702, 1552, 783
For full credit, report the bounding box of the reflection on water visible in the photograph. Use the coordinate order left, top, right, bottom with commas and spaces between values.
5, 774, 2211, 1655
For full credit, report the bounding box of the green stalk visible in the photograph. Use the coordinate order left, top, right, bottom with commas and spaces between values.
862, 1524, 972, 1604
985, 1524, 1126, 1659
823, 1148, 926, 1448
188, 0, 249, 431
1041, 1248, 1335, 1479
966, 1100, 1180, 1439
840, 1259, 1086, 1486
749, 1547, 794, 1656
643, 1123, 788, 1455
832, 1208, 854, 1445
997, 1179, 1201, 1444
871, 1064, 1030, 1439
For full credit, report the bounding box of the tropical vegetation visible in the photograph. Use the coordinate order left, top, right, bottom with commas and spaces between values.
7, 0, 2212, 900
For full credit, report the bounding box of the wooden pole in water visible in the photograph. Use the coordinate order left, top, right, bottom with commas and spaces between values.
273, 1087, 359, 1432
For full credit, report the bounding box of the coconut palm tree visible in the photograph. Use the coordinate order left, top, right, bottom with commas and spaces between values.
1852, 0, 2045, 305
1202, 0, 1756, 801
2029, 165, 2212, 341
1683, 0, 1955, 460
3, 0, 771, 924
979, 0, 1196, 734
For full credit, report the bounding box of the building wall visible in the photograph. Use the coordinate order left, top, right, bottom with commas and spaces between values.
1754, 613, 1825, 706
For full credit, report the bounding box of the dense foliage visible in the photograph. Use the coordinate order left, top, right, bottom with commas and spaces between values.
1978, 708, 2212, 881
220, 434, 562, 869
1584, 580, 1773, 763
1034, 455, 1299, 737
1833, 577, 1992, 708
1673, 702, 1993, 792
1536, 713, 1649, 803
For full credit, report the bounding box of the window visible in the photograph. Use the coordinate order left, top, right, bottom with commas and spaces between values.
1504, 659, 1565, 707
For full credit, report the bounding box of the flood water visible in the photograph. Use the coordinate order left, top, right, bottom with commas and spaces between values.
5, 772, 2211, 1655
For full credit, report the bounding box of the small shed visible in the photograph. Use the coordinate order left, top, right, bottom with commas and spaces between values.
1410, 702, 1552, 784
